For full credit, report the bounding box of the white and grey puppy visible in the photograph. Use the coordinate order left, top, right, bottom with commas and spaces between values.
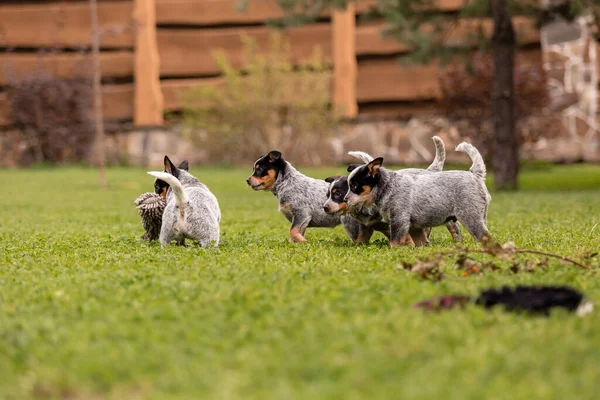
323, 136, 462, 245
148, 156, 221, 247
345, 142, 491, 248
246, 150, 361, 243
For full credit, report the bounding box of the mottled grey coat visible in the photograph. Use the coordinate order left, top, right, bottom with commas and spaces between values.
346, 142, 491, 246
271, 162, 361, 242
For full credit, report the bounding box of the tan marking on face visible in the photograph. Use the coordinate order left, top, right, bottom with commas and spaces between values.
159, 186, 168, 199
390, 234, 415, 248
289, 226, 307, 243
248, 169, 277, 191
250, 169, 277, 190
332, 188, 337, 194
350, 185, 374, 206
324, 200, 347, 215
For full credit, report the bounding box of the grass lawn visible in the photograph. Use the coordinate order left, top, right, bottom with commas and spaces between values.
1, 163, 599, 399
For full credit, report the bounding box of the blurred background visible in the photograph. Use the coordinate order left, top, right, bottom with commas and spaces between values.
0, 0, 599, 188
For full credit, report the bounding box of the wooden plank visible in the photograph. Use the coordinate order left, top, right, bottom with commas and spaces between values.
332, 4, 358, 118
0, 84, 133, 126
357, 49, 544, 104
358, 101, 440, 119
155, 0, 284, 25
356, 16, 539, 56
0, 2, 133, 48
357, 58, 440, 102
161, 73, 332, 111
134, 0, 164, 126
153, 0, 462, 25
158, 24, 331, 77
0, 51, 133, 85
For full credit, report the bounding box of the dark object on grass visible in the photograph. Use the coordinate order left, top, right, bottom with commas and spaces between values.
134, 192, 165, 241
414, 285, 592, 316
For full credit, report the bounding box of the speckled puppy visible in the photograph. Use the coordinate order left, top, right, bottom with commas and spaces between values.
148, 156, 221, 247
323, 136, 462, 245
345, 142, 491, 248
246, 150, 361, 243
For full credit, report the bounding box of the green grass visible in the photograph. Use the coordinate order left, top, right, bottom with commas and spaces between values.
1, 164, 599, 400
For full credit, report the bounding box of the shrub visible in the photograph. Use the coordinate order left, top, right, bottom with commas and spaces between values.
182, 32, 339, 166
438, 51, 559, 161
4, 51, 95, 165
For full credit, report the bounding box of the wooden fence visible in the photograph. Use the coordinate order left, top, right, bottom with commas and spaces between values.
0, 0, 555, 128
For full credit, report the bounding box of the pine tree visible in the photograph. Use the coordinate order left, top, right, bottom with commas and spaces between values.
241, 0, 600, 190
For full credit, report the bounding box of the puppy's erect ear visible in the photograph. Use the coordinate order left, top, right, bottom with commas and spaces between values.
164, 155, 179, 178
178, 160, 189, 171
367, 157, 383, 177
325, 176, 341, 183
268, 151, 282, 163
347, 164, 361, 172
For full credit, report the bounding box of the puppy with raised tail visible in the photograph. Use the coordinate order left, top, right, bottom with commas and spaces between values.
323, 136, 462, 245
148, 156, 221, 247
345, 142, 491, 248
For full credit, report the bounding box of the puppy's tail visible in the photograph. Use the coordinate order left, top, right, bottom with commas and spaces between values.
147, 171, 189, 207
347, 151, 374, 164
426, 136, 446, 172
455, 142, 486, 180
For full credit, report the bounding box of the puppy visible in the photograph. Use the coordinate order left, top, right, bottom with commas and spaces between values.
154, 160, 188, 199
345, 142, 491, 248
323, 137, 462, 245
246, 150, 361, 243
148, 156, 221, 247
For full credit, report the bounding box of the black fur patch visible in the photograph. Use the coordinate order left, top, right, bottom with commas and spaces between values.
348, 165, 378, 195
327, 176, 349, 204
154, 156, 189, 194
249, 150, 286, 180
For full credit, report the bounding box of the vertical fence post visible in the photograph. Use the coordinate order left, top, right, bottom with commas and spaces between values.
134, 0, 163, 127
332, 3, 358, 118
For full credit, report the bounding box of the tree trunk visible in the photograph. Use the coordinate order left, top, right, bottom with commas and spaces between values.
491, 0, 518, 190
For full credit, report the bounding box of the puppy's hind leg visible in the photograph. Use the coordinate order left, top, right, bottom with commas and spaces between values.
446, 220, 462, 242
389, 211, 414, 248
159, 226, 175, 246
289, 214, 311, 243
410, 228, 428, 247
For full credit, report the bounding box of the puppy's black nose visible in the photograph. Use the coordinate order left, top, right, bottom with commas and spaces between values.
246, 178, 251, 186
323, 206, 329, 213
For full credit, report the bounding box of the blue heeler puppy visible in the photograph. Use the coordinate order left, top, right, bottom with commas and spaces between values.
323, 136, 462, 245
148, 156, 221, 247
345, 142, 491, 248
246, 151, 361, 243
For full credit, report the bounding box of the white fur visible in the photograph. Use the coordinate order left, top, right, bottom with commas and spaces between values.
147, 171, 189, 207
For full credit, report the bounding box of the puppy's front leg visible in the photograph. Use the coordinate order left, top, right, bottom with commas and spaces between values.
356, 225, 375, 244
290, 214, 311, 243
389, 211, 414, 248
409, 228, 428, 247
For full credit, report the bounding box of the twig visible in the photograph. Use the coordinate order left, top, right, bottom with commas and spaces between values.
515, 249, 591, 271
435, 248, 591, 270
